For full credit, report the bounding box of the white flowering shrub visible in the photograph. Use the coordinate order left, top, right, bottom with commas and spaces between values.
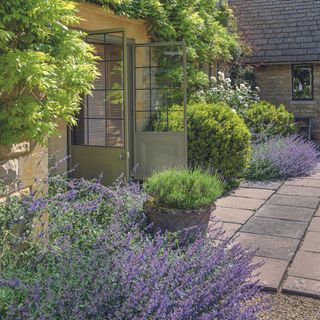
192, 72, 260, 116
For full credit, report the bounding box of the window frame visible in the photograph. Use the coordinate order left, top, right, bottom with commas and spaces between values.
133, 43, 187, 133
72, 31, 126, 148
292, 64, 314, 101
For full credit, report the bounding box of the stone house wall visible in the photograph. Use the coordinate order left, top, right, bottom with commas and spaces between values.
254, 64, 320, 139
0, 142, 48, 203
48, 2, 151, 174
2, 3, 149, 195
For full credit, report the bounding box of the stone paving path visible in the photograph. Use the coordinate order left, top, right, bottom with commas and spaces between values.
213, 169, 320, 298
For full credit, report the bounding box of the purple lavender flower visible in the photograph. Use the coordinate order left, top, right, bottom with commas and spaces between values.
5, 222, 266, 319
248, 134, 320, 180
2, 172, 265, 319
0, 278, 21, 289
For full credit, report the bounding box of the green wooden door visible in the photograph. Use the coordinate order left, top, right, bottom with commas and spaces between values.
70, 29, 129, 185
133, 42, 187, 179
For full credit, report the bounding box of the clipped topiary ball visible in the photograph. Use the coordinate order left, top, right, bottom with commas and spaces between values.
243, 101, 297, 139
187, 102, 251, 180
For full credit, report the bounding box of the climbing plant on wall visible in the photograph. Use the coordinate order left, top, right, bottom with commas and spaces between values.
0, 0, 242, 145
0, 0, 98, 145
94, 0, 242, 94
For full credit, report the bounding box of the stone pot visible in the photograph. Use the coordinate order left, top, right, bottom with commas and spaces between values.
144, 197, 216, 238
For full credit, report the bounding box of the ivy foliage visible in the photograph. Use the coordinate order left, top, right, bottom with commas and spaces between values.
95, 0, 241, 93
103, 0, 239, 62
0, 0, 99, 145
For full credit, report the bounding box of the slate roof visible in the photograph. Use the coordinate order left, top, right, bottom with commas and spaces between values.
229, 0, 320, 64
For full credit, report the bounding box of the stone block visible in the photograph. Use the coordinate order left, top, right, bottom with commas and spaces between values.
215, 222, 242, 239
230, 187, 275, 200
255, 204, 314, 222
18, 143, 48, 192
283, 276, 320, 298
267, 194, 320, 209
236, 232, 300, 260
277, 185, 320, 198
306, 172, 320, 180
240, 181, 283, 190
284, 178, 320, 188
10, 187, 30, 198
0, 158, 19, 195
0, 142, 30, 161
288, 251, 320, 281
212, 207, 254, 224
309, 217, 320, 233
253, 256, 288, 290
11, 142, 30, 155
240, 217, 308, 239
0, 141, 48, 197
216, 196, 265, 210
300, 232, 320, 253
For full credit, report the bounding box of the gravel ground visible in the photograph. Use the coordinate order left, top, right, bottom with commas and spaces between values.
258, 293, 320, 320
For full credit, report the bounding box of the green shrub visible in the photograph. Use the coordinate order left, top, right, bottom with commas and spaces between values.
143, 168, 224, 210
0, 0, 98, 145
149, 102, 252, 180
243, 101, 296, 138
245, 159, 281, 181
191, 72, 260, 116
148, 107, 184, 132
187, 102, 251, 180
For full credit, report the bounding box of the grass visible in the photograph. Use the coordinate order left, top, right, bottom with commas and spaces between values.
143, 168, 224, 210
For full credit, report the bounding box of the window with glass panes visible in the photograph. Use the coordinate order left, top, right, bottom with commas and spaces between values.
72, 32, 124, 147
292, 65, 313, 101
135, 45, 185, 132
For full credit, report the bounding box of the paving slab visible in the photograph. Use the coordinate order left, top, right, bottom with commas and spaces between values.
309, 217, 320, 233
284, 178, 320, 188
253, 256, 289, 290
240, 181, 283, 190
220, 171, 320, 298
255, 204, 315, 222
236, 232, 300, 260
230, 188, 275, 200
283, 276, 320, 297
305, 172, 320, 180
300, 232, 320, 253
212, 207, 254, 224
277, 185, 320, 198
267, 194, 320, 209
240, 217, 308, 239
215, 196, 265, 210
210, 221, 241, 239
288, 251, 320, 281
221, 222, 242, 238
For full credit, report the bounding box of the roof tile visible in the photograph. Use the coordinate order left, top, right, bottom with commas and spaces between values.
229, 0, 320, 64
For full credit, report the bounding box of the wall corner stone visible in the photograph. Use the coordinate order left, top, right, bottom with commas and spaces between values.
0, 141, 48, 199
0, 142, 30, 161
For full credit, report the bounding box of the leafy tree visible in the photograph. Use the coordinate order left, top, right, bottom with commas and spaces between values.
228, 47, 257, 89
102, 0, 238, 62
0, 0, 98, 145
95, 0, 241, 94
